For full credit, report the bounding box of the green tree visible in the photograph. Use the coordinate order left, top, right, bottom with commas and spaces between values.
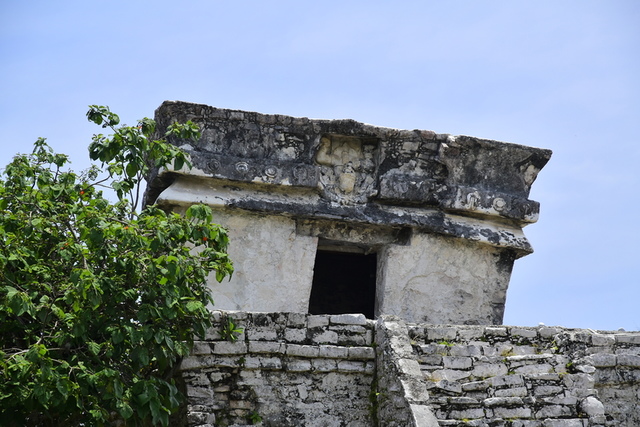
0, 106, 233, 426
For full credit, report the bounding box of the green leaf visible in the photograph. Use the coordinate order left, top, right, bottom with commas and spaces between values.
125, 162, 138, 178
118, 401, 134, 419
87, 341, 100, 356
173, 156, 184, 171
185, 300, 201, 313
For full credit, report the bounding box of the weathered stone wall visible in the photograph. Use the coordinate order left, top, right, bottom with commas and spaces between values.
181, 311, 640, 427
377, 233, 514, 324
171, 205, 319, 313
407, 322, 640, 426
181, 311, 376, 427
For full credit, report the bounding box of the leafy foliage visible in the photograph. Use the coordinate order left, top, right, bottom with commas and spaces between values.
219, 316, 243, 342
0, 107, 233, 426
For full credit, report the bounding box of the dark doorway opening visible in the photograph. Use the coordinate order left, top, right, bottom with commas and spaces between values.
308, 249, 377, 319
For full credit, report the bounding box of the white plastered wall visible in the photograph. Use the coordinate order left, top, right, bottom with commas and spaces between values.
203, 209, 318, 313
376, 232, 511, 324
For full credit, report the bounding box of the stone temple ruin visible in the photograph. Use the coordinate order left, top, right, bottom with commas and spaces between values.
146, 101, 640, 426
146, 101, 552, 325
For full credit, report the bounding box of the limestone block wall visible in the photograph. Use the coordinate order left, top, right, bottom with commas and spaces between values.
180, 311, 376, 427
179, 312, 640, 427
407, 322, 640, 426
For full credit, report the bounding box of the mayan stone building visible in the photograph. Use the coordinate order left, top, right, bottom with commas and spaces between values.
146, 102, 640, 427
146, 101, 552, 325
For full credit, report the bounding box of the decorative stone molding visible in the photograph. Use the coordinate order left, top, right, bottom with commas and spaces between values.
146, 101, 551, 255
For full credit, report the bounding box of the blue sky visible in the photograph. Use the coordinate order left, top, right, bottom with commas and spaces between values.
2, 1, 639, 330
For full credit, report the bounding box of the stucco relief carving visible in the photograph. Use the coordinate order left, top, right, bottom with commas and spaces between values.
315, 135, 378, 205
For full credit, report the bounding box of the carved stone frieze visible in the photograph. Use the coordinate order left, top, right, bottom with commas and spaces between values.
146, 101, 551, 256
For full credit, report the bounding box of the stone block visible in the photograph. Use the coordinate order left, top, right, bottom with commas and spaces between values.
506, 354, 553, 363
489, 374, 524, 388
535, 404, 573, 418
617, 353, 640, 367
242, 356, 261, 369
283, 327, 307, 343
427, 327, 458, 341
285, 359, 312, 372
481, 346, 500, 357
586, 353, 616, 367
310, 329, 339, 344
312, 358, 337, 372
492, 406, 532, 419
472, 362, 508, 379
330, 313, 368, 325
331, 324, 369, 335
562, 373, 594, 390
400, 377, 429, 403
514, 363, 553, 375
191, 341, 213, 355
574, 364, 596, 374
286, 344, 319, 358
245, 328, 278, 341
539, 327, 561, 338
457, 327, 486, 341
419, 354, 444, 365
591, 334, 615, 346
461, 380, 490, 391
534, 385, 565, 396
615, 334, 640, 344
258, 356, 282, 369
337, 360, 366, 372
483, 396, 524, 407
448, 396, 480, 406
248, 341, 284, 354
513, 345, 538, 355
579, 396, 605, 417
449, 408, 485, 419
443, 356, 473, 369
434, 379, 462, 394
420, 343, 451, 356
430, 368, 472, 382
484, 327, 508, 337
180, 355, 209, 370
338, 334, 368, 347
450, 344, 482, 357
318, 345, 348, 358
541, 394, 578, 405
408, 404, 440, 427
186, 385, 214, 405
397, 358, 425, 378
286, 312, 307, 327
511, 421, 543, 427
348, 346, 376, 360
494, 386, 528, 397
512, 328, 538, 339
204, 326, 222, 340
213, 341, 248, 355
229, 399, 253, 409
307, 315, 329, 328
